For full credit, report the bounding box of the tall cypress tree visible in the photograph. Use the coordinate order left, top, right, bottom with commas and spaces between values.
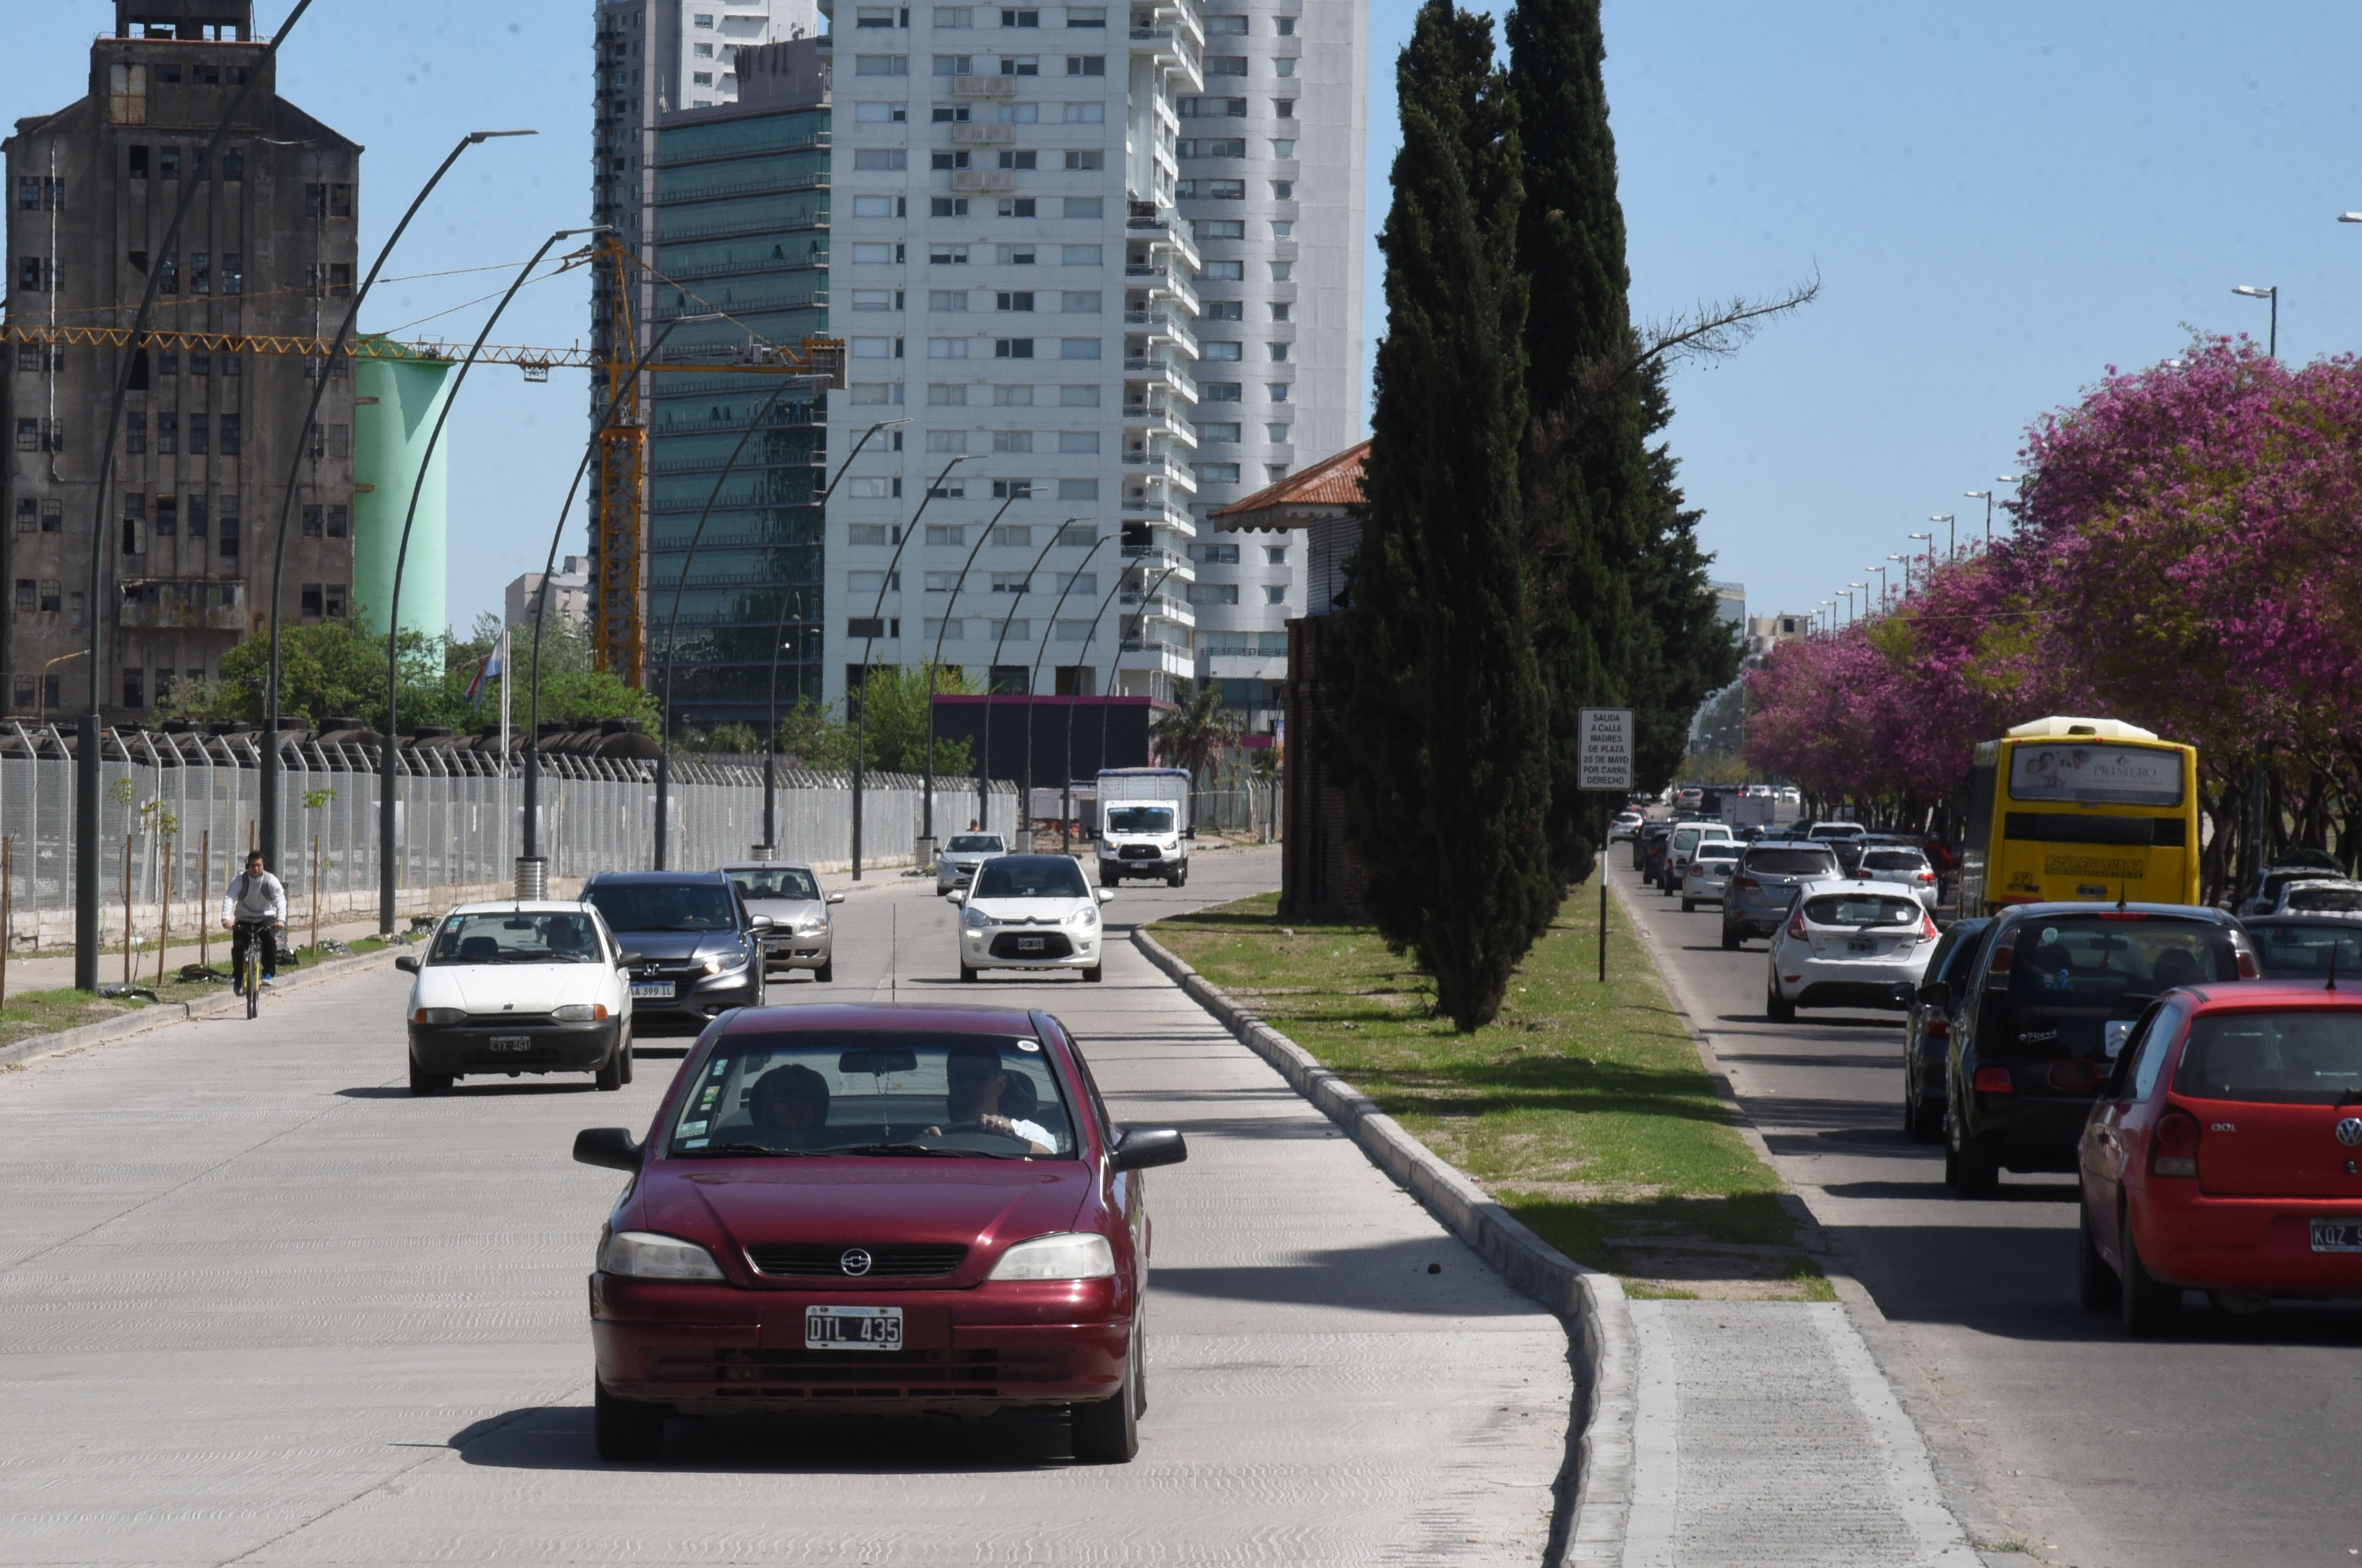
1330, 0, 1557, 1031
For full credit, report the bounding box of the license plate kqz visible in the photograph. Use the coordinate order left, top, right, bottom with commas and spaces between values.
2310, 1219, 2362, 1253
805, 1305, 904, 1351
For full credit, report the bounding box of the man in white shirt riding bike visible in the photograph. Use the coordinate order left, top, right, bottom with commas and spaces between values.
220, 850, 287, 995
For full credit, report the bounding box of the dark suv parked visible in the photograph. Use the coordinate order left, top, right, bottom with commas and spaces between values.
1721, 842, 1841, 949
581, 870, 769, 1034
1927, 902, 2254, 1196
1902, 918, 1990, 1142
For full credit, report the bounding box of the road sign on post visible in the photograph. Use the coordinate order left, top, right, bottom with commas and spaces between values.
1578, 707, 1635, 981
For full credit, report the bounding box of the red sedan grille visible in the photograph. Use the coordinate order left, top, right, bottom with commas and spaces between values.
653, 1346, 1066, 1399
745, 1243, 969, 1278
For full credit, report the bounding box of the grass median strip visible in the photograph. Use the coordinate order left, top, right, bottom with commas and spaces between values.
1151, 875, 1829, 1301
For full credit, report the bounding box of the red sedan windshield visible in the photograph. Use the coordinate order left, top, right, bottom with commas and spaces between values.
668, 1032, 1080, 1159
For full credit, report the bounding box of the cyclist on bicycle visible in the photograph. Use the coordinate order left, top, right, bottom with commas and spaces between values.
220, 850, 287, 995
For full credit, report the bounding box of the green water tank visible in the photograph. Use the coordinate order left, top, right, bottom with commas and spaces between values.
351, 335, 453, 639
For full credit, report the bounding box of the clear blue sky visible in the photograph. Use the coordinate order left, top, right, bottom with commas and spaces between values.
18, 2, 2362, 635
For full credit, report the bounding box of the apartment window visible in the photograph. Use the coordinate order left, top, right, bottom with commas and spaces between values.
999, 56, 1040, 74
1197, 421, 1241, 442
327, 505, 349, 538
847, 481, 902, 503
188, 413, 209, 454
1267, 382, 1290, 400
1202, 220, 1245, 241
850, 382, 905, 404
1273, 56, 1297, 77
852, 288, 900, 311
17, 342, 62, 372
927, 430, 969, 452
1057, 477, 1099, 500
1065, 6, 1105, 24
933, 54, 976, 74
994, 338, 1035, 358
694, 10, 714, 23
219, 414, 240, 454
1061, 197, 1102, 218
932, 103, 971, 121
996, 290, 1035, 312
992, 430, 1033, 452
1003, 6, 1040, 22
929, 337, 971, 358
848, 570, 902, 592
1204, 301, 1243, 321
1264, 544, 1289, 565
1190, 542, 1239, 564
997, 149, 1037, 170
309, 262, 353, 296
123, 669, 146, 709
990, 572, 1032, 594
992, 525, 1034, 548
1061, 291, 1101, 313
1197, 464, 1241, 483
1061, 151, 1105, 175
303, 504, 324, 537
1190, 582, 1239, 605
1060, 246, 1101, 269
991, 480, 1034, 499
854, 148, 908, 170
1207, 13, 1247, 31
1275, 99, 1296, 117
155, 495, 177, 536
932, 150, 971, 170
856, 102, 908, 122
1203, 341, 1242, 362
1065, 54, 1104, 74
330, 183, 352, 216
857, 5, 904, 24
1054, 571, 1096, 594
854, 54, 910, 74
12, 580, 31, 613
1267, 423, 1292, 443
16, 418, 40, 453
927, 525, 966, 547
40, 581, 61, 612
305, 182, 328, 215
854, 195, 901, 219
932, 243, 971, 264
1270, 180, 1293, 200
1000, 244, 1038, 264
17, 256, 58, 292
1271, 139, 1296, 157
997, 198, 1038, 217
1058, 430, 1099, 453
221, 149, 245, 181
1058, 337, 1100, 360
852, 242, 899, 265
220, 254, 242, 294
300, 584, 324, 617
122, 513, 144, 554
158, 413, 179, 454
1269, 342, 1290, 361
219, 498, 239, 557
325, 585, 349, 619
187, 497, 207, 537
8, 677, 30, 710
935, 6, 973, 22
993, 383, 1033, 405
1063, 101, 1105, 122
1182, 96, 1246, 117
1269, 260, 1293, 281
1208, 179, 1245, 200
1205, 55, 1246, 75
931, 197, 971, 217
1270, 302, 1291, 322
1060, 384, 1099, 406
160, 147, 181, 178
1266, 463, 1290, 481
10, 499, 30, 532
1276, 16, 1296, 34
930, 289, 970, 311
695, 41, 715, 56
128, 144, 149, 178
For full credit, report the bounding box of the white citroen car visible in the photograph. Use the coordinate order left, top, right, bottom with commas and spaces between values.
397, 900, 634, 1096
1764, 879, 1939, 1022
952, 853, 1114, 983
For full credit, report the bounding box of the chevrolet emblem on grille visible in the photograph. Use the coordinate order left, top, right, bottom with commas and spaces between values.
839, 1248, 873, 1277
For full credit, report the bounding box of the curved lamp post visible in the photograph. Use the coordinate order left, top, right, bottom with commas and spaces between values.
378, 227, 598, 933
2233, 284, 2278, 358
1019, 532, 1107, 847
518, 312, 716, 874
847, 454, 971, 879
257, 129, 534, 881
1058, 568, 1131, 849
1904, 533, 1932, 592
914, 489, 1020, 850
651, 371, 833, 868
1101, 563, 1183, 776
73, 0, 320, 992
758, 416, 909, 854
972, 520, 1089, 845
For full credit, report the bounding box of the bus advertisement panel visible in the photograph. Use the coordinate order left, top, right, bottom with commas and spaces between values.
1957, 720, 2201, 916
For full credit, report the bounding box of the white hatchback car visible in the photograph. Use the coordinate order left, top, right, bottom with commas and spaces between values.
1765, 880, 1938, 1022
1681, 845, 1742, 912
397, 900, 634, 1096
953, 853, 1114, 983
1855, 845, 1941, 910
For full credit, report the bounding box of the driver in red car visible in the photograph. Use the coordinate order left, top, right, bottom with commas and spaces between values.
930, 1042, 1055, 1154
747, 1064, 834, 1149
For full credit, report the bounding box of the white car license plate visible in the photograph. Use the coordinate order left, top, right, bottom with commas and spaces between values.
488, 1036, 531, 1051
631, 981, 674, 1000
806, 1305, 903, 1351
1847, 939, 1877, 955
2310, 1219, 2362, 1253
1017, 936, 1045, 952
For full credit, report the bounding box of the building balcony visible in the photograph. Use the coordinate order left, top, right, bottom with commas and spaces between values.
1121, 447, 1199, 493
1121, 591, 1194, 628
652, 286, 826, 321
1121, 399, 1197, 449
1123, 354, 1198, 404
1121, 488, 1198, 535
118, 580, 244, 631
1123, 259, 1199, 314
1123, 308, 1198, 357
1123, 202, 1202, 271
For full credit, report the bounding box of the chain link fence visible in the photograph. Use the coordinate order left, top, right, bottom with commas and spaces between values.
0, 724, 1016, 949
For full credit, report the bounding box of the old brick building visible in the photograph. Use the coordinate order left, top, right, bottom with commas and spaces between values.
4, 0, 359, 722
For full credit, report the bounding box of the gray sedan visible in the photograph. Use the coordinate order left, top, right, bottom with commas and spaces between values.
722, 862, 841, 982
935, 832, 1008, 894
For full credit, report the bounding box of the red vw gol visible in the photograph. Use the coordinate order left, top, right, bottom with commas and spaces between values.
2079, 980, 2362, 1335
572, 1003, 1186, 1462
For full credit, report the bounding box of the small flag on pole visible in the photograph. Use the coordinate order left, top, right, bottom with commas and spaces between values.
467, 632, 505, 711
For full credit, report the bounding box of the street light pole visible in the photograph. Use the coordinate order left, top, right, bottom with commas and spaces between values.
1063, 565, 1134, 846
1019, 532, 1107, 848
1867, 565, 1889, 610
73, 0, 321, 992
920, 491, 1024, 850
1960, 493, 1989, 555
2233, 284, 2279, 358
758, 417, 908, 854
1993, 476, 2022, 545
849, 454, 972, 879
1906, 533, 1933, 593
1103, 564, 1183, 775
1925, 515, 1952, 561
974, 520, 1089, 842
257, 130, 533, 886
379, 227, 595, 934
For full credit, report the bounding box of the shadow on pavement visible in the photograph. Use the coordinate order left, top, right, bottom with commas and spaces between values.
336, 1081, 599, 1098
453, 1403, 1077, 1474
1150, 1234, 1523, 1314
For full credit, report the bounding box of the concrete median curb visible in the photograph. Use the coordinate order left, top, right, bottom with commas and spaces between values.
0, 941, 410, 1072
1130, 924, 1635, 1566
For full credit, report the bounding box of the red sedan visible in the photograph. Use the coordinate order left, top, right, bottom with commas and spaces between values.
572, 1003, 1186, 1462
2079, 981, 2362, 1335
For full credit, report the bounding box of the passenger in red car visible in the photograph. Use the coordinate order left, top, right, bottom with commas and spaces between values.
931, 1042, 1054, 1153
747, 1064, 832, 1148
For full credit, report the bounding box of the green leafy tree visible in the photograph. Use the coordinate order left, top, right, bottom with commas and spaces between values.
1331, 0, 1559, 1032
1149, 677, 1243, 779
852, 662, 975, 775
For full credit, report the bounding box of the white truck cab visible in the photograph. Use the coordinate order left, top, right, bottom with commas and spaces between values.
1096, 766, 1194, 887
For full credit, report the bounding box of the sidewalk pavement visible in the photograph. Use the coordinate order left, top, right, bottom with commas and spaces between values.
2, 914, 398, 995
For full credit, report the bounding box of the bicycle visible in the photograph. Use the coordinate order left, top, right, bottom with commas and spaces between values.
233, 920, 279, 1019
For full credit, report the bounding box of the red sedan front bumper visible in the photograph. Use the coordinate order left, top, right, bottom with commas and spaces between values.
590, 1273, 1130, 1415
2134, 1188, 2362, 1294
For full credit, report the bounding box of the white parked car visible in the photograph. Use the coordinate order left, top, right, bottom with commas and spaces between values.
397, 900, 634, 1096
2269, 878, 2362, 916
1765, 880, 1939, 1022
1681, 846, 1742, 912
936, 832, 1008, 894
1661, 820, 1736, 892
953, 853, 1114, 983
1856, 845, 1941, 910
1608, 810, 1644, 845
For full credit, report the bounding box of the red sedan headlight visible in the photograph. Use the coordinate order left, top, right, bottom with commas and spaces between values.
985, 1232, 1116, 1281
600, 1229, 727, 1280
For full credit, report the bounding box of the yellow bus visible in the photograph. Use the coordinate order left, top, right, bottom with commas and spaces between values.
1956, 717, 2202, 916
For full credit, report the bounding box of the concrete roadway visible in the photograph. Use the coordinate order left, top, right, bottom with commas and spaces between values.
0, 845, 1571, 1566
1610, 858, 2362, 1568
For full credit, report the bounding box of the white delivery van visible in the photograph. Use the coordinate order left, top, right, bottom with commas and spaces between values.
1095, 767, 1194, 886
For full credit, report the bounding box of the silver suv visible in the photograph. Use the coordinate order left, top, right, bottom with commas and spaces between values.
935, 832, 1008, 894
1721, 842, 1842, 950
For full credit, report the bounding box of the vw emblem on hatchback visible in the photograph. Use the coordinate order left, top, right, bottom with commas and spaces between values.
839, 1248, 874, 1277
2336, 1118, 2362, 1147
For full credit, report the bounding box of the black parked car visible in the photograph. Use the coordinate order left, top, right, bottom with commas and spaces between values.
1926, 902, 2254, 1196
1637, 820, 1673, 878
1902, 918, 1990, 1142
580, 870, 770, 1034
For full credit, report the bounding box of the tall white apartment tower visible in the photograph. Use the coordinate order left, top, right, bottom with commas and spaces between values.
593, 0, 822, 434
1179, 0, 1364, 733
820, 0, 1207, 708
